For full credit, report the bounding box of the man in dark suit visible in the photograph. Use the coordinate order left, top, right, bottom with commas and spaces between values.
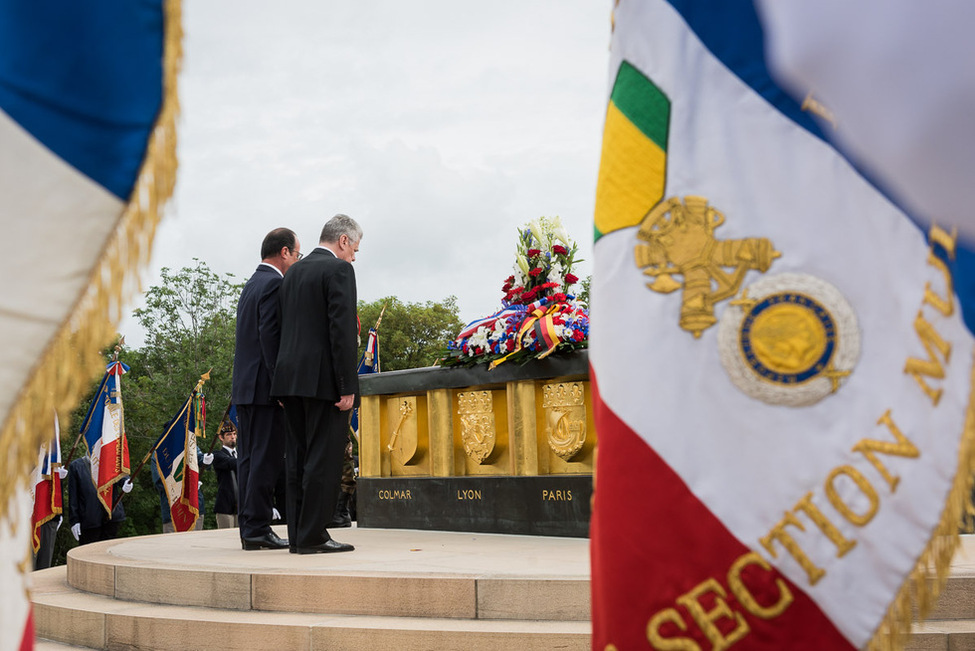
67, 455, 132, 545
232, 227, 301, 550
272, 214, 361, 554
212, 425, 239, 529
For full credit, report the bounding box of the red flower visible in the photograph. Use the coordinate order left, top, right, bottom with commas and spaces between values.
553, 245, 568, 255
529, 267, 543, 277
505, 339, 515, 352
572, 330, 585, 342
565, 273, 579, 285
527, 248, 541, 258
505, 275, 515, 284
552, 293, 567, 303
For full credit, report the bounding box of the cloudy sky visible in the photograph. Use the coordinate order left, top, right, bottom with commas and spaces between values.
121, 1, 611, 346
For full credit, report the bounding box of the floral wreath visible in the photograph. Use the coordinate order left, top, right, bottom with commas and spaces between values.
441, 216, 589, 368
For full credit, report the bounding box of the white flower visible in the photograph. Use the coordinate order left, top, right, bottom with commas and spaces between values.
547, 261, 564, 286
469, 326, 490, 351
516, 254, 530, 278
512, 266, 526, 289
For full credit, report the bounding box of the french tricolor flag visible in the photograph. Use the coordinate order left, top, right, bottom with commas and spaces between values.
80, 361, 132, 515
0, 3, 178, 647
591, 1, 975, 649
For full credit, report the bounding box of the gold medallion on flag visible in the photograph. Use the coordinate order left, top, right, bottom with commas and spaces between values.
717, 273, 860, 406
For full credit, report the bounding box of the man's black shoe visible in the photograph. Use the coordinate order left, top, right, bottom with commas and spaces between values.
241, 531, 289, 551
295, 539, 355, 554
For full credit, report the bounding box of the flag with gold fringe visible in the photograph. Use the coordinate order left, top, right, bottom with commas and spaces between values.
0, 1, 181, 645
30, 413, 64, 555
153, 373, 208, 532
79, 361, 131, 515
590, 2, 975, 650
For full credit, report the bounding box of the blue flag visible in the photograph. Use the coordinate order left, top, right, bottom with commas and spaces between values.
153, 375, 207, 532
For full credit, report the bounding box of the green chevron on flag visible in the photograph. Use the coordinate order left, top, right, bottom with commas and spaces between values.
594, 61, 670, 241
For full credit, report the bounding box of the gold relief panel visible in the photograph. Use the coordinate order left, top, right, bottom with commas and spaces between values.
542, 382, 588, 462
385, 395, 428, 475
457, 390, 497, 464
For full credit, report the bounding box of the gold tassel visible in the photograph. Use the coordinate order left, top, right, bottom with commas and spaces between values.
0, 0, 183, 529
866, 353, 975, 651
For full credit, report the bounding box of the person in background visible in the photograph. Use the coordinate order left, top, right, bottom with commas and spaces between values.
213, 424, 239, 529
67, 455, 132, 545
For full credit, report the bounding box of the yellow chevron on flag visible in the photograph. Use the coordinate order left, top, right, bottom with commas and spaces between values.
594, 61, 670, 241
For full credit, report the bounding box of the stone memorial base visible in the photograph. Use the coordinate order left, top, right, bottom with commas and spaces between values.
358, 475, 592, 537
358, 350, 594, 537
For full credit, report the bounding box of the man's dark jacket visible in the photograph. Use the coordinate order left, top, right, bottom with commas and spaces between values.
232, 264, 283, 406
67, 457, 125, 529
270, 248, 359, 402
212, 446, 238, 515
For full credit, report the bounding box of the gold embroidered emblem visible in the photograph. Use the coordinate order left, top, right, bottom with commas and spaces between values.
635, 196, 781, 337
457, 391, 497, 464
542, 382, 588, 461
718, 273, 860, 407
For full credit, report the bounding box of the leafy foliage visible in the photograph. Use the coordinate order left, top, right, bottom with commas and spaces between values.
577, 275, 591, 307
51, 261, 242, 565
357, 296, 464, 371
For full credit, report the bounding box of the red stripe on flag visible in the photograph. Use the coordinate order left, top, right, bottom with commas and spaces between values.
20, 607, 33, 651
171, 464, 199, 532
590, 371, 853, 650
31, 478, 54, 554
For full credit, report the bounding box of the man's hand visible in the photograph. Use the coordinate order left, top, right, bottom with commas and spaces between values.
202, 453, 214, 465
335, 394, 354, 411
71, 523, 81, 541
56, 467, 68, 480
122, 478, 134, 493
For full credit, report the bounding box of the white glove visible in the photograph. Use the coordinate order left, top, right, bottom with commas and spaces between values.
272, 508, 281, 520
56, 467, 68, 479
122, 478, 134, 493
70, 523, 80, 541
202, 453, 214, 465
198, 481, 203, 489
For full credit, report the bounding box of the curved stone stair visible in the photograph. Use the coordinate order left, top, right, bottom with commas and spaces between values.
31, 527, 590, 650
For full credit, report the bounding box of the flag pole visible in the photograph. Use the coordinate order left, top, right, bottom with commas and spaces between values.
113, 366, 205, 512
110, 442, 155, 513
207, 402, 231, 453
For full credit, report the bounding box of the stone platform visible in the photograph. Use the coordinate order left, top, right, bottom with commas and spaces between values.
31, 525, 590, 650
30, 528, 975, 649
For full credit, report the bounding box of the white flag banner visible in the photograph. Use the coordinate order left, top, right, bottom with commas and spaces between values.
589, 1, 975, 649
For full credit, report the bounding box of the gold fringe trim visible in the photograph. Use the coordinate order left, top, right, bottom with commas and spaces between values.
0, 0, 183, 532
866, 352, 975, 651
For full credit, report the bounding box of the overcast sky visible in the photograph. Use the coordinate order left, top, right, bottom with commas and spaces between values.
121, 1, 611, 347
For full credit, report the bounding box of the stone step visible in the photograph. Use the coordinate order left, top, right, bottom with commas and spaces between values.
906, 619, 975, 651
60, 526, 590, 621
33, 565, 589, 651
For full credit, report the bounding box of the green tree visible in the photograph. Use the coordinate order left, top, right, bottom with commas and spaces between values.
53, 263, 242, 564
123, 260, 243, 536
576, 275, 591, 307
357, 296, 464, 371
